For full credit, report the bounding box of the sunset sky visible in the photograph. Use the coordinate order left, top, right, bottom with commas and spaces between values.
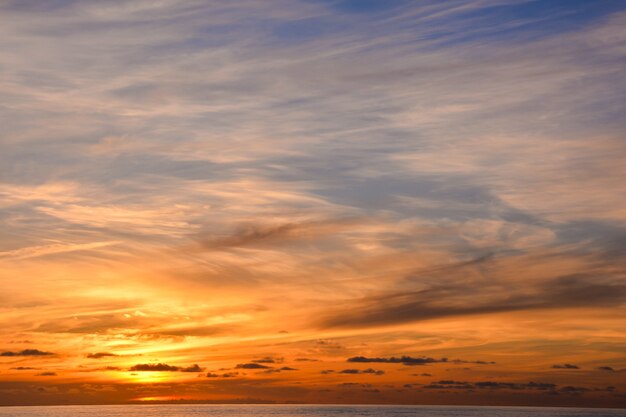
1, 0, 625, 408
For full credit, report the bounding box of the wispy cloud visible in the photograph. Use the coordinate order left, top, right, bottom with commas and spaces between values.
0, 0, 625, 407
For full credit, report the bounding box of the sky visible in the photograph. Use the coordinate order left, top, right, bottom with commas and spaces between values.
0, 0, 625, 408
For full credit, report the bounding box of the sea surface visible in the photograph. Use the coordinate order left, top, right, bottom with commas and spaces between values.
0, 405, 625, 417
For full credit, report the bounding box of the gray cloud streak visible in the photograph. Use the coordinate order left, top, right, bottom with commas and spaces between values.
321, 274, 626, 328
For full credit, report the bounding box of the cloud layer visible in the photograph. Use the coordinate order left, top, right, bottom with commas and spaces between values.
0, 0, 625, 407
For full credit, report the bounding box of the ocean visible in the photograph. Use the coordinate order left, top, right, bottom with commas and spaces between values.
0, 405, 624, 417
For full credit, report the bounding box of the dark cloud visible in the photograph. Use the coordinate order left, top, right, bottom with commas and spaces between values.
339, 368, 385, 375
437, 380, 467, 385
129, 363, 180, 372
423, 380, 558, 391
560, 386, 590, 394
476, 381, 557, 390
86, 352, 118, 359
555, 222, 626, 264
35, 372, 57, 376
452, 359, 496, 365
348, 356, 447, 366
340, 383, 373, 387
322, 275, 626, 328
597, 366, 614, 372
180, 364, 204, 372
198, 223, 300, 250
207, 372, 240, 378
264, 366, 299, 374
423, 382, 474, 390
0, 349, 54, 356
235, 363, 271, 369
252, 357, 283, 364
295, 358, 319, 362
552, 363, 579, 369
195, 218, 359, 251
10, 367, 39, 370
312, 339, 345, 352
128, 363, 204, 372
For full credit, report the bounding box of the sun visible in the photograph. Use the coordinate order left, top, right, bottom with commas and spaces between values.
122, 371, 175, 384
134, 395, 188, 402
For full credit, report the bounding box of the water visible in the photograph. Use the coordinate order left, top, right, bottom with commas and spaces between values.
0, 405, 624, 417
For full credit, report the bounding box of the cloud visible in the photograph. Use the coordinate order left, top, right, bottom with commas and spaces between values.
552, 364, 580, 369
180, 364, 204, 372
235, 363, 271, 369
0, 241, 121, 261
252, 357, 283, 364
423, 380, 558, 391
129, 363, 180, 372
78, 366, 124, 373
347, 356, 448, 366
339, 368, 384, 375
322, 275, 626, 328
35, 372, 57, 377
597, 366, 614, 372
137, 324, 233, 338
560, 386, 590, 394
474, 381, 555, 390
86, 352, 118, 359
263, 366, 299, 374
207, 372, 240, 378
0, 0, 625, 408
196, 223, 304, 250
0, 349, 54, 357
194, 218, 359, 251
127, 363, 204, 373
452, 359, 496, 365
